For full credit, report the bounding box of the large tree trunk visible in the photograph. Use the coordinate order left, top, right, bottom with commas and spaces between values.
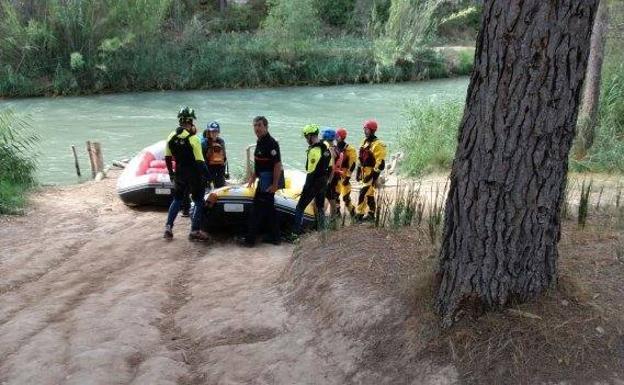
574, 0, 609, 156
436, 0, 599, 327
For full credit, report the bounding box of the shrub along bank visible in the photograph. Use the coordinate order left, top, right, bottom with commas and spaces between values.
0, 110, 38, 214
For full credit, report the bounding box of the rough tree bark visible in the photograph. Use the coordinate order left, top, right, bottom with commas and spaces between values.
574, 0, 609, 156
436, 0, 599, 327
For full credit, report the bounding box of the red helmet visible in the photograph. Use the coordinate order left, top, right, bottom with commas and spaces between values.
363, 120, 378, 132
336, 127, 347, 140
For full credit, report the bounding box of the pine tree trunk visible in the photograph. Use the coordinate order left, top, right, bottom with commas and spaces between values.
435, 0, 599, 327
575, 0, 609, 156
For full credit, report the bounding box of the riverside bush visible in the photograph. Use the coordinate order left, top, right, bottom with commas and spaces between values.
398, 98, 462, 176
400, 61, 624, 176
570, 63, 624, 173
0, 34, 458, 97
0, 110, 38, 214
0, 0, 477, 97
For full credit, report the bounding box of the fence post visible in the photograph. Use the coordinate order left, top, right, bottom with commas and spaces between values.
86, 141, 95, 178
86, 141, 104, 178
92, 142, 104, 174
71, 145, 81, 177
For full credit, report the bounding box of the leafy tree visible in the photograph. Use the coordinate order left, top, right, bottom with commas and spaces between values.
316, 0, 355, 28
262, 0, 321, 52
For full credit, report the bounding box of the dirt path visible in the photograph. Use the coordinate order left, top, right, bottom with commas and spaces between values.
2, 169, 621, 384
0, 173, 455, 385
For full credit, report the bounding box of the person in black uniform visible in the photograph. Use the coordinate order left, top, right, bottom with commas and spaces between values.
163, 106, 210, 241
244, 116, 283, 246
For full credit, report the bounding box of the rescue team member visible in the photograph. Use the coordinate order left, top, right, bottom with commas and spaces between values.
244, 116, 283, 247
321, 128, 340, 217
202, 121, 228, 189
164, 107, 210, 241
293, 124, 332, 234
355, 119, 386, 221
335, 127, 357, 217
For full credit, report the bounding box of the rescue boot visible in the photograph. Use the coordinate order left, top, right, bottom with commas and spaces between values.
163, 225, 173, 239
189, 230, 210, 242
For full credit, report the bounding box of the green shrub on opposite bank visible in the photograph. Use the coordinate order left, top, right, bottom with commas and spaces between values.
0, 35, 472, 97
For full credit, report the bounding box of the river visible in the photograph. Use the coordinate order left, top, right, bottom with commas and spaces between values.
0, 78, 468, 185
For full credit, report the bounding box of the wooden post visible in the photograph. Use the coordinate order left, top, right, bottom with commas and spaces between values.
86, 141, 96, 178
92, 142, 104, 174
71, 145, 81, 177
86, 141, 104, 178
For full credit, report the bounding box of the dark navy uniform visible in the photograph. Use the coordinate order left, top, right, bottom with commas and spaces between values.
245, 133, 281, 244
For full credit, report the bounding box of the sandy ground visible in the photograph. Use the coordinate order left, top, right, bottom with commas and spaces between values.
0, 171, 455, 385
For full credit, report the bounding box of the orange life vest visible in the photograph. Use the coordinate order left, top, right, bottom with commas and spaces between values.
206, 140, 225, 166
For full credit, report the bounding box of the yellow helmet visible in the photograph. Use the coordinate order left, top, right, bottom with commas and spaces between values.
302, 124, 320, 137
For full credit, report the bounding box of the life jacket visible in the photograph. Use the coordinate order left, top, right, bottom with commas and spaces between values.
359, 137, 377, 168
333, 150, 344, 176
336, 142, 356, 175
306, 141, 332, 177
168, 127, 197, 173
205, 138, 225, 166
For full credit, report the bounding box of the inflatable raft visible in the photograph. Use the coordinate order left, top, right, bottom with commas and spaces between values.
116, 141, 174, 206
203, 169, 316, 232
117, 141, 317, 230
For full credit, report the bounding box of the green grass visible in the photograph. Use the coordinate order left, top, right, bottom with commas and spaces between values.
0, 109, 38, 215
0, 180, 30, 215
578, 180, 593, 228
398, 98, 462, 176
455, 49, 475, 75
569, 10, 624, 173
399, 61, 624, 177
570, 62, 624, 174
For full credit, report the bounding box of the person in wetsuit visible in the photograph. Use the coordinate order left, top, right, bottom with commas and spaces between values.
293, 124, 332, 234
321, 128, 340, 219
355, 119, 387, 222
335, 127, 357, 218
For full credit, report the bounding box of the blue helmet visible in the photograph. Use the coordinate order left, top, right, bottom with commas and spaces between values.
206, 121, 221, 132
321, 127, 336, 141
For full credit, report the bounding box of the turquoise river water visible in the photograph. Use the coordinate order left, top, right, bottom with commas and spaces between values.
0, 78, 468, 185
